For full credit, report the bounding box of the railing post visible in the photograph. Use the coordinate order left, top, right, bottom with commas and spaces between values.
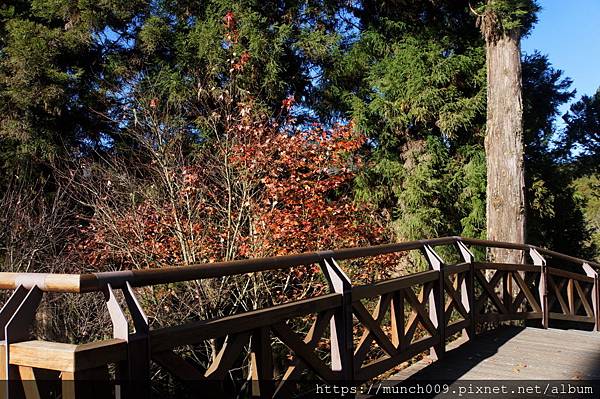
422, 245, 445, 361
0, 285, 42, 399
250, 326, 274, 398
582, 263, 599, 332
319, 256, 354, 381
105, 282, 150, 399
457, 241, 476, 340
530, 249, 548, 329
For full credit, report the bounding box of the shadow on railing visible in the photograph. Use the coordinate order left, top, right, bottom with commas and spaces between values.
0, 237, 598, 398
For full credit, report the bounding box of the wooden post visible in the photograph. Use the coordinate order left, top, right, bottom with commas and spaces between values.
582, 263, 599, 332
530, 249, 548, 329
567, 279, 575, 316
105, 283, 150, 399
422, 245, 445, 361
390, 290, 405, 349
1, 286, 42, 399
502, 271, 512, 315
319, 257, 354, 381
250, 327, 273, 398
61, 367, 111, 399
457, 241, 476, 340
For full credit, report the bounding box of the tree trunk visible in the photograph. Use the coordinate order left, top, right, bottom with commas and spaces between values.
485, 29, 526, 264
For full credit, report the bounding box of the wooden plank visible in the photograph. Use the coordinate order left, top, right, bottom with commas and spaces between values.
574, 280, 594, 317
547, 267, 594, 283
463, 261, 475, 340
10, 341, 76, 372
8, 339, 126, 372
61, 371, 77, 399
503, 269, 513, 314
271, 322, 335, 381
568, 279, 575, 315
548, 312, 595, 323
352, 300, 397, 360
475, 263, 540, 273
548, 275, 570, 315
274, 310, 333, 396
512, 271, 542, 312
61, 367, 111, 399
443, 276, 469, 319
404, 285, 437, 339
0, 342, 7, 384
390, 291, 405, 349
477, 312, 542, 322
353, 294, 392, 368
250, 327, 273, 398
351, 270, 438, 300
74, 339, 128, 371
0, 273, 85, 293
204, 332, 250, 379
475, 269, 509, 314
151, 293, 341, 352
443, 263, 470, 275
356, 336, 439, 381
475, 268, 504, 314
152, 350, 203, 381
445, 319, 470, 338
429, 264, 445, 360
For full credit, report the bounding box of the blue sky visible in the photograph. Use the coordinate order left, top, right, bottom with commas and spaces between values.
522, 0, 600, 120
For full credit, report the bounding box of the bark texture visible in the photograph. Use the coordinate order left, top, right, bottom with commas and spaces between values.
484, 29, 526, 264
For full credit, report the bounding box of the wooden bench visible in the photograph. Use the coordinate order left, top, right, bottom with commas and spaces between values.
0, 339, 127, 399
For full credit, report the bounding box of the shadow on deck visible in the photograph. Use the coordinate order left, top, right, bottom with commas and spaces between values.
383, 326, 600, 397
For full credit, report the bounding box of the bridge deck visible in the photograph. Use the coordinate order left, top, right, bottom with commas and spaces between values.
390, 327, 600, 381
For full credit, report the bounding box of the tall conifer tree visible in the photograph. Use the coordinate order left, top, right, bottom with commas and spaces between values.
474, 0, 539, 263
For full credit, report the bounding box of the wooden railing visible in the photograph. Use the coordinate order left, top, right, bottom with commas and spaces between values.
0, 237, 598, 398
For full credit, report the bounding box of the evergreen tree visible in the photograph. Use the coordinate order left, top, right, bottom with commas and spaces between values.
561, 87, 600, 259
521, 52, 593, 258
127, 0, 344, 137
320, 1, 488, 246
0, 0, 145, 185
562, 88, 600, 172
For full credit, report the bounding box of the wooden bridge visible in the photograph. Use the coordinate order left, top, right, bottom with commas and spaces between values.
0, 237, 598, 398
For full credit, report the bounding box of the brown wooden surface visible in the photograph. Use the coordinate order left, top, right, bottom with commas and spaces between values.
548, 266, 594, 283
390, 326, 600, 382
0, 236, 597, 293
150, 293, 341, 352
61, 367, 111, 399
6, 339, 126, 372
352, 270, 438, 300
475, 262, 540, 273
17, 366, 40, 399
0, 237, 598, 399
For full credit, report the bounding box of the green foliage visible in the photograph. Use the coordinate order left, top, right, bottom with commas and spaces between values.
522, 52, 574, 155
0, 0, 595, 268
474, 0, 539, 37
572, 175, 600, 261
562, 88, 600, 172
0, 0, 343, 182
132, 0, 343, 119
521, 53, 594, 258
559, 86, 600, 259
352, 36, 485, 142
0, 0, 145, 185
322, 2, 487, 246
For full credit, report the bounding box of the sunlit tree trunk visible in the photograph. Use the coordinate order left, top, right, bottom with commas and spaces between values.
482, 10, 526, 265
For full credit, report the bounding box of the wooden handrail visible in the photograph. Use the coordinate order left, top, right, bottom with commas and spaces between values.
0, 236, 597, 293
0, 236, 598, 398
460, 237, 600, 269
